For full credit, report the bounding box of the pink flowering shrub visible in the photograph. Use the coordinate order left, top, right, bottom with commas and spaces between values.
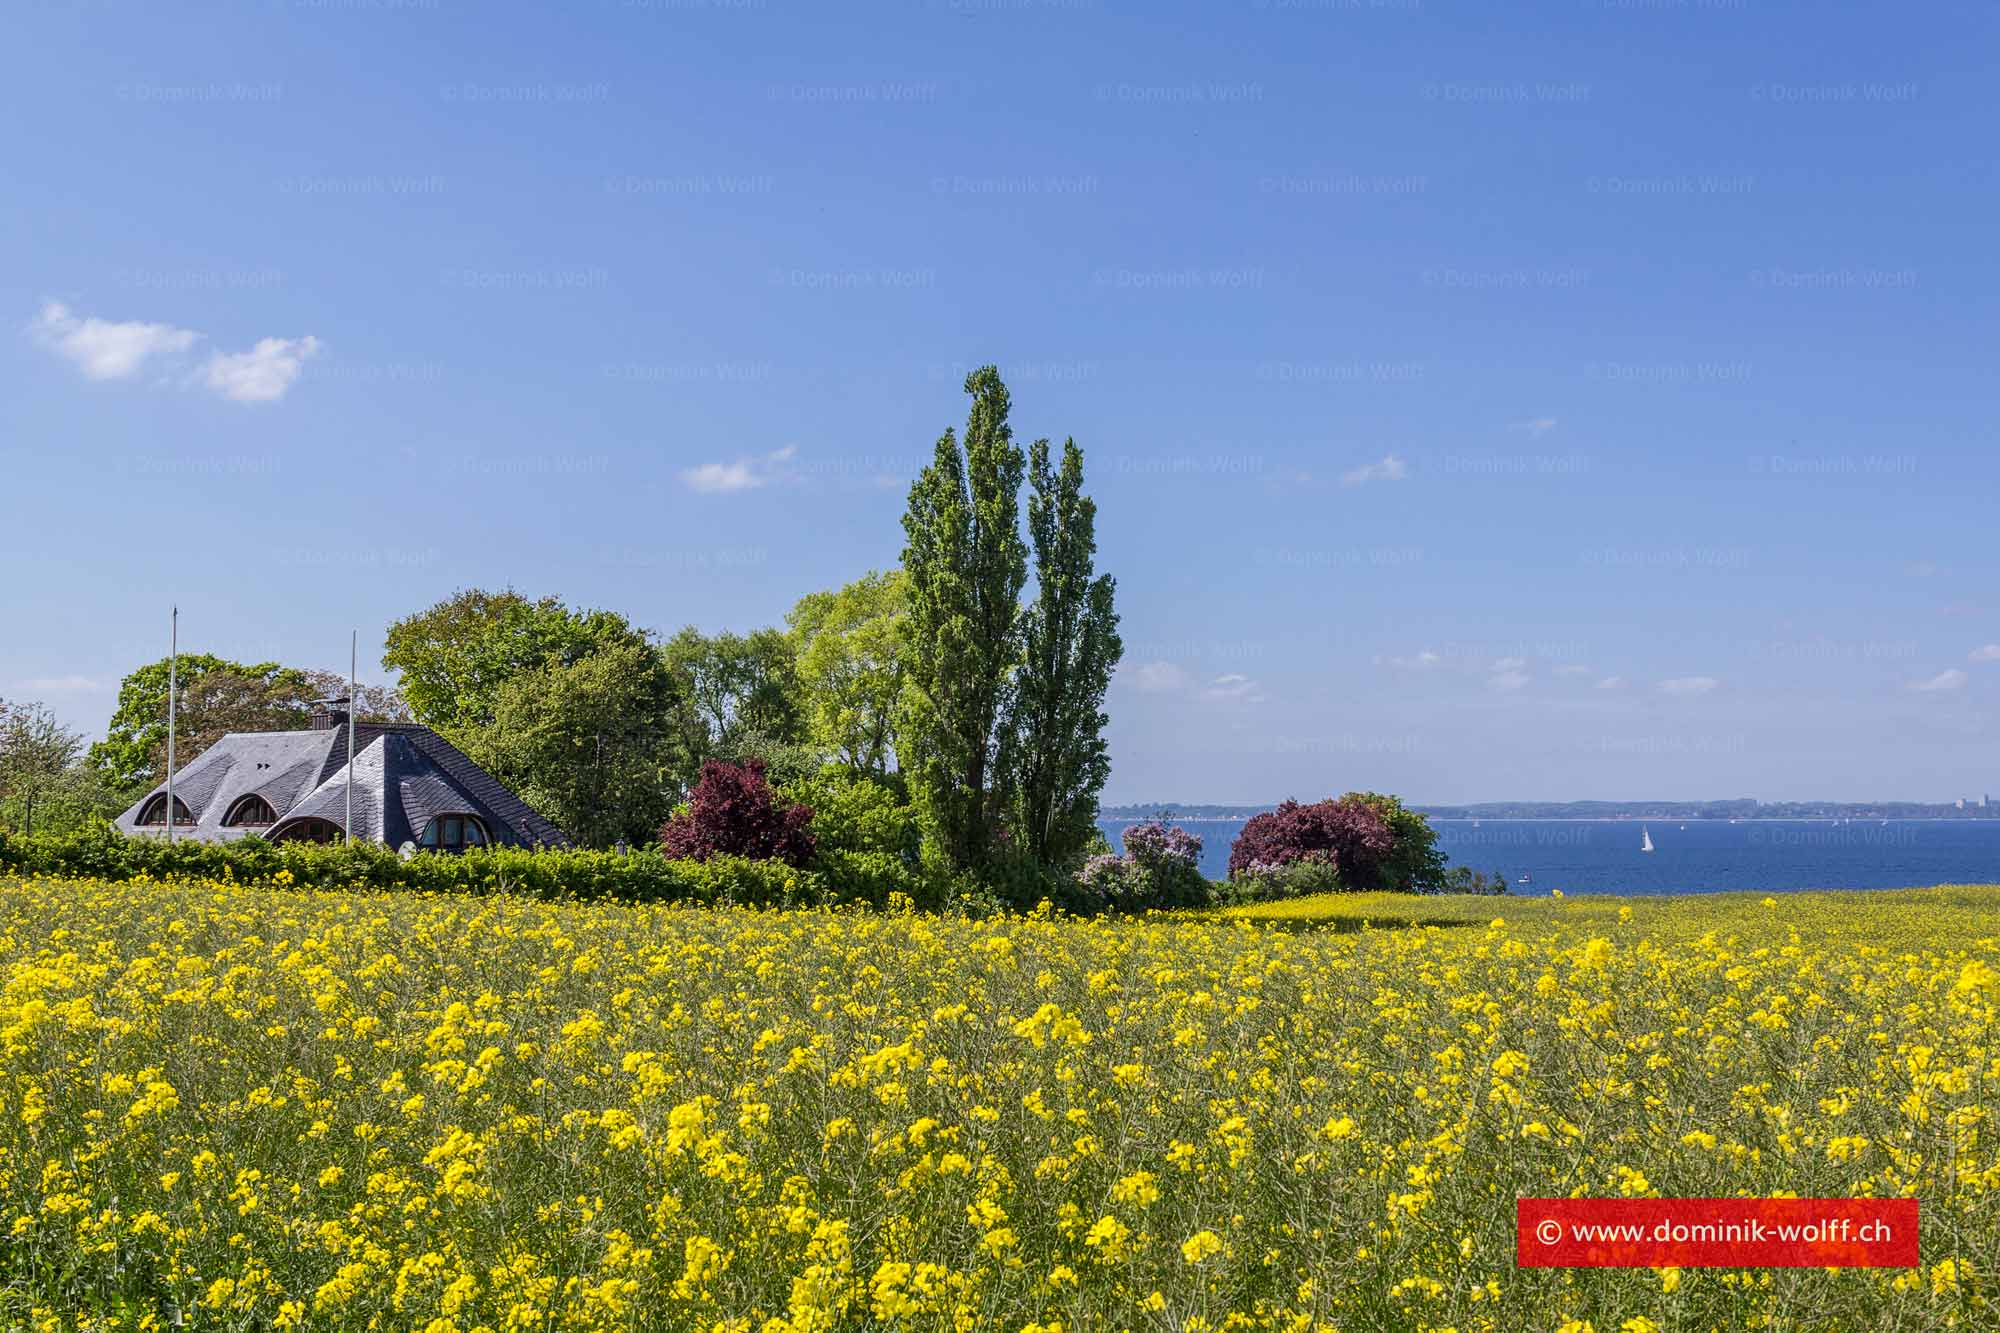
1076, 821, 1209, 912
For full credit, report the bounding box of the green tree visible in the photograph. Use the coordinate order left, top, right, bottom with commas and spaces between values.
658, 627, 810, 787
1348, 792, 1448, 892
899, 367, 1027, 871
1001, 438, 1122, 867
382, 590, 648, 735
302, 672, 412, 724
786, 570, 909, 776
88, 656, 317, 797
460, 641, 683, 848
1, 699, 120, 834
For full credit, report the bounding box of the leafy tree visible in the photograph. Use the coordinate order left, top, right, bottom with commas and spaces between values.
1227, 795, 1395, 885
786, 570, 909, 776
658, 627, 811, 790
383, 590, 649, 735
781, 765, 920, 861
1001, 438, 1121, 867
301, 672, 412, 724
1224, 794, 1443, 895
900, 367, 1027, 871
660, 759, 816, 868
1348, 792, 1447, 893
1441, 865, 1510, 895
459, 641, 684, 848
1, 699, 120, 835
88, 656, 317, 797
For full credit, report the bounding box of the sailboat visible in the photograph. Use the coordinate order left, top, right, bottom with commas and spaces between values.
1641, 826, 1655, 853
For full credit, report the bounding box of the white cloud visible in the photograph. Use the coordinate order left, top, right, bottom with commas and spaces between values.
1554, 664, 1593, 677
17, 674, 110, 694
1125, 661, 1191, 693
1970, 644, 2000, 663
203, 335, 320, 403
1491, 656, 1527, 673
32, 302, 321, 404
1490, 670, 1530, 692
1659, 676, 1720, 696
1597, 675, 1625, 690
1119, 661, 1262, 704
1912, 668, 1968, 693
682, 445, 799, 494
1511, 416, 1558, 436
683, 460, 761, 493
1202, 673, 1264, 703
1341, 454, 1407, 487
1377, 649, 1441, 671
32, 301, 198, 380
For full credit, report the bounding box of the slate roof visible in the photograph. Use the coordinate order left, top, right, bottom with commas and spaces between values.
115, 723, 571, 849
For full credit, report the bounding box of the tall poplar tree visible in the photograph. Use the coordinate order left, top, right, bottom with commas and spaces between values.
900, 367, 1026, 870
1001, 437, 1122, 866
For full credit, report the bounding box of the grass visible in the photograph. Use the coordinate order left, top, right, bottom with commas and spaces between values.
1224, 883, 2000, 937
0, 874, 1995, 1330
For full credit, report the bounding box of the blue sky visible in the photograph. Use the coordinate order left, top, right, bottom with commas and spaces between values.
4, 0, 1996, 804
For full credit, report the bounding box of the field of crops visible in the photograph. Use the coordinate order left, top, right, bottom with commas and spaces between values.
1, 876, 1995, 1331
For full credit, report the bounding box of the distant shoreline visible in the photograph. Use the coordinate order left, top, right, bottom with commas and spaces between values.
1102, 815, 1986, 824
1102, 807, 2000, 822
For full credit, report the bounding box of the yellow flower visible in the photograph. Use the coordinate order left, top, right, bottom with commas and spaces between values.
1953, 960, 1998, 994
1181, 1230, 1223, 1265
1111, 1171, 1160, 1208
1084, 1214, 1131, 1262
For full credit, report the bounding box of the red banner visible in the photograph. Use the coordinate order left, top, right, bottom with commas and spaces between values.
1517, 1197, 1919, 1268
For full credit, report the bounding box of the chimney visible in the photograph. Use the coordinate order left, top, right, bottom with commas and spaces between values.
311, 696, 351, 731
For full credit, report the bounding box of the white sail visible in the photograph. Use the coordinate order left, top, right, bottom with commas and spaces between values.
1641, 826, 1654, 853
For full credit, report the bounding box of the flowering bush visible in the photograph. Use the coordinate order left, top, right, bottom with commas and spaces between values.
660, 758, 817, 868
1076, 821, 1210, 911
1227, 795, 1393, 883
1223, 852, 1347, 902
1074, 851, 1138, 907
1120, 820, 1201, 866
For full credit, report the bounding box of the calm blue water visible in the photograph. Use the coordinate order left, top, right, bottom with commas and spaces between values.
1098, 817, 2000, 896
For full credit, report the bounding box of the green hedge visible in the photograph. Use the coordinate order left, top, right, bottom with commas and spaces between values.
0, 820, 1199, 917
0, 824, 821, 908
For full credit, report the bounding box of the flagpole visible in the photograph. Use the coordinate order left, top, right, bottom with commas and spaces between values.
166, 607, 177, 845
346, 629, 356, 844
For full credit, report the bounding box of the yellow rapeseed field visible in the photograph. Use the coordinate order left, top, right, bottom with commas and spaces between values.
1, 875, 1996, 1331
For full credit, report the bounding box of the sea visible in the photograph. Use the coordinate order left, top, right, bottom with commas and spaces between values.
1096, 817, 2000, 897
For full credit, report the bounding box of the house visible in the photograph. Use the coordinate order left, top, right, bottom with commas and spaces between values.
115, 702, 570, 850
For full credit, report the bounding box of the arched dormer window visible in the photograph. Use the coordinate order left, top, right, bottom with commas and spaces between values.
271, 817, 342, 844
137, 795, 194, 827
222, 794, 277, 827
417, 813, 489, 853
